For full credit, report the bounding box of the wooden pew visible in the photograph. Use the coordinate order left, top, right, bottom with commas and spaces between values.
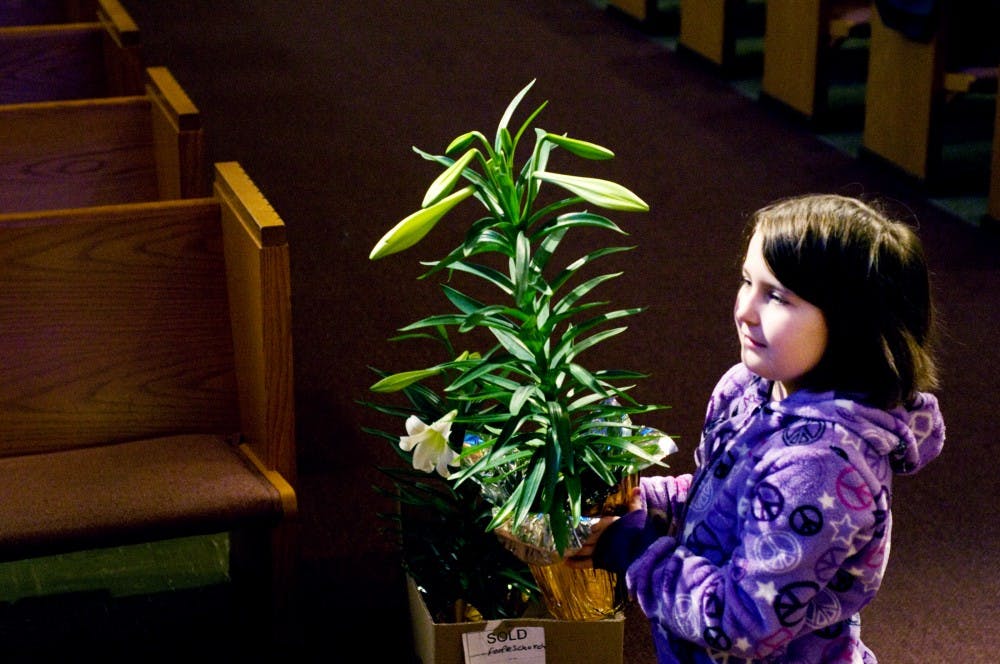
0, 0, 98, 25
0, 0, 142, 103
677, 0, 766, 77
760, 0, 872, 127
0, 65, 206, 213
0, 160, 298, 636
860, 5, 998, 192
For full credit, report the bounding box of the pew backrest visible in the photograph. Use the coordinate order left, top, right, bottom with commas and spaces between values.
0, 161, 295, 484
0, 0, 142, 103
0, 65, 205, 213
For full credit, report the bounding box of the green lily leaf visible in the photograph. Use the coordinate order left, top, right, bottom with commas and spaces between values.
556, 308, 643, 348
445, 361, 508, 392
548, 501, 571, 554
510, 384, 543, 416
399, 314, 469, 331
498, 79, 536, 135
534, 212, 627, 239
458, 306, 522, 334
370, 186, 475, 259
564, 473, 582, 526
421, 260, 515, 295
567, 363, 609, 398
552, 272, 622, 316
441, 284, 483, 315
558, 326, 628, 365
512, 455, 546, 528
533, 171, 649, 212
550, 246, 634, 293
491, 327, 536, 363
547, 400, 572, 476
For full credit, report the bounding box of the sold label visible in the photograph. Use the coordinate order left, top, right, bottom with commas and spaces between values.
462, 626, 546, 663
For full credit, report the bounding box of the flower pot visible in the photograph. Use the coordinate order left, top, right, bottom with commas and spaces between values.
494, 474, 638, 621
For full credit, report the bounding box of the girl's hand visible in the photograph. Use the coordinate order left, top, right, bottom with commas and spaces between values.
564, 487, 643, 568
564, 515, 619, 568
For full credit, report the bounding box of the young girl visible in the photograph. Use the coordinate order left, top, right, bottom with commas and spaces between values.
573, 194, 946, 663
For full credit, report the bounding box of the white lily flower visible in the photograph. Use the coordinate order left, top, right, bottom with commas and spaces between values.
399, 409, 459, 478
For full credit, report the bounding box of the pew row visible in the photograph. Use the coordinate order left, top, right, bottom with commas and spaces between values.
0, 65, 205, 213
861, 5, 997, 191
0, 161, 298, 634
760, 0, 871, 127
0, 0, 142, 103
677, 0, 766, 77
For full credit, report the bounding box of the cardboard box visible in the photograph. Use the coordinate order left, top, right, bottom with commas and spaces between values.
407, 575, 625, 664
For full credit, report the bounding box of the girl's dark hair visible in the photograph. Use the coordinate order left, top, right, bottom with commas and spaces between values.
748, 194, 939, 408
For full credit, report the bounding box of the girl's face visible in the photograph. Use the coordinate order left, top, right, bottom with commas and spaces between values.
735, 230, 828, 398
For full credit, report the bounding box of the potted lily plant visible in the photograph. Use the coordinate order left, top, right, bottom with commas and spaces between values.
363, 79, 676, 627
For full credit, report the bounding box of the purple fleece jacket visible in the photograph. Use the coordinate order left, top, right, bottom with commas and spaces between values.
610, 364, 945, 663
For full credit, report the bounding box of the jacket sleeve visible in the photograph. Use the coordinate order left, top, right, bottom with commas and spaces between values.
639, 474, 692, 528
624, 441, 883, 660
592, 509, 671, 575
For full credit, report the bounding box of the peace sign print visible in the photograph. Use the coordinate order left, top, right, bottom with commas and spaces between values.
909, 408, 939, 442
671, 594, 701, 641
827, 568, 856, 593
789, 505, 824, 536
703, 581, 724, 620
814, 547, 848, 583
751, 482, 784, 521
758, 626, 794, 653
688, 522, 726, 565
774, 581, 820, 627
690, 475, 716, 513
782, 420, 825, 446
862, 434, 891, 481
703, 625, 732, 651
873, 486, 890, 527
713, 449, 738, 479
750, 531, 802, 573
804, 589, 843, 630
814, 620, 846, 640
861, 536, 888, 571
835, 466, 874, 511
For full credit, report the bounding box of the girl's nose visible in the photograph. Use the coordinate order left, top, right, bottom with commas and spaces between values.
734, 289, 757, 325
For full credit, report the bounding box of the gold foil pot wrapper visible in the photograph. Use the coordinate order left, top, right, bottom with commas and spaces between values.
528, 562, 619, 621
493, 475, 638, 621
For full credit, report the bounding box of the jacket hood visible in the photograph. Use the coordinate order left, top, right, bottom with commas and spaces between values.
763, 380, 946, 476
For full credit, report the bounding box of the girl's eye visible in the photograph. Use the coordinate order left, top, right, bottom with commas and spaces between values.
768, 290, 788, 304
